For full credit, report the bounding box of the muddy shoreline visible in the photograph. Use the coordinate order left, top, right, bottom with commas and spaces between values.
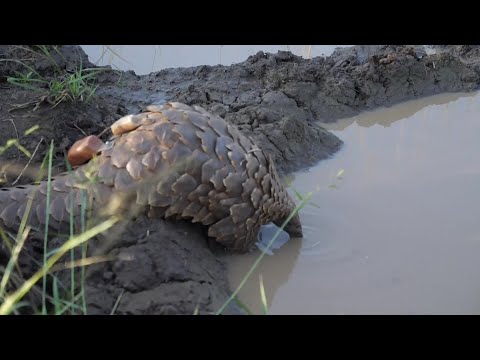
1, 45, 480, 314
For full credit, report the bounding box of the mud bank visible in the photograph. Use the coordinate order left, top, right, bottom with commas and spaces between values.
1, 45, 480, 315
91, 45, 480, 174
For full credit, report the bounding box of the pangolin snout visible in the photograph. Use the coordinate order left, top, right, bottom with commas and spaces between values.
283, 213, 303, 238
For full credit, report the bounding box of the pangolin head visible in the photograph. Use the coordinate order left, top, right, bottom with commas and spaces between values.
238, 153, 303, 252
265, 157, 303, 238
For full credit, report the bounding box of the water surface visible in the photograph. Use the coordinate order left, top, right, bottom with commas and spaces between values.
227, 91, 480, 315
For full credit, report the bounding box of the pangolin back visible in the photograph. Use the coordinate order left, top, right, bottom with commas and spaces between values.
0, 102, 301, 252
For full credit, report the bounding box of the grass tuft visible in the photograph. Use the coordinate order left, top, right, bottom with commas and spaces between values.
2, 46, 105, 108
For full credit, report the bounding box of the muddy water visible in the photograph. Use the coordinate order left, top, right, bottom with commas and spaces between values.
81, 45, 349, 75
226, 91, 480, 315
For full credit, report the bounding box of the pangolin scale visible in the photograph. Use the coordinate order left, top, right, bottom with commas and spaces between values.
0, 102, 302, 252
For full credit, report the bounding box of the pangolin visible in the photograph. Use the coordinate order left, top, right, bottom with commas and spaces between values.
0, 102, 302, 252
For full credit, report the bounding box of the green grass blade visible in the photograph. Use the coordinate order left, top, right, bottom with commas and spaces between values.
259, 274, 268, 315
0, 226, 30, 299
52, 276, 60, 315
41, 140, 54, 314
24, 125, 40, 136
4, 139, 32, 158
292, 188, 304, 201
6, 78, 43, 92
0, 58, 44, 81
233, 296, 253, 315
37, 45, 63, 75
80, 190, 87, 314
110, 290, 124, 315
57, 296, 85, 315
0, 217, 118, 315
64, 153, 76, 314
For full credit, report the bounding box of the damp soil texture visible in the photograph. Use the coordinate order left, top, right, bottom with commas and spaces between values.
1, 45, 480, 314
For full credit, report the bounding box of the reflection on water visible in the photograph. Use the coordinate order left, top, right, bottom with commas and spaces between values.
227, 90, 480, 314
322, 92, 477, 131
81, 45, 350, 75
224, 236, 302, 314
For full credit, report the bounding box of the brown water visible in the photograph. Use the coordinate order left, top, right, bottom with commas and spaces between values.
226, 91, 480, 315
